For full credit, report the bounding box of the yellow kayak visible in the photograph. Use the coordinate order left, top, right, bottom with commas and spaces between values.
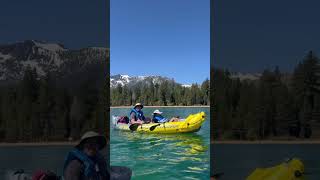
114, 112, 206, 134
246, 158, 305, 180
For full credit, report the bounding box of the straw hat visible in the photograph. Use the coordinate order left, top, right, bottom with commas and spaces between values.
153, 109, 163, 114
75, 131, 106, 150
134, 103, 144, 109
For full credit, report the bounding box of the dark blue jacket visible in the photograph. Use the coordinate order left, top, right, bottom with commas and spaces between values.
152, 114, 168, 123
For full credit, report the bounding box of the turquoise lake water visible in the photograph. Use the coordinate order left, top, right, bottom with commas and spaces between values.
1, 106, 319, 180
110, 107, 210, 180
0, 146, 70, 178
212, 144, 320, 179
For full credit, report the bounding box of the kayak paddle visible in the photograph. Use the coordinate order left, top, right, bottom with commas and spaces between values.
129, 123, 141, 131
149, 124, 161, 131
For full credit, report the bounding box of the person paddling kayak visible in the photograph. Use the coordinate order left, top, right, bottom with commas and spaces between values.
129, 103, 146, 125
63, 131, 108, 180
152, 109, 180, 123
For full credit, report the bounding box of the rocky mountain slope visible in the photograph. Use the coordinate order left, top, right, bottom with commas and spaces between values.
0, 40, 109, 81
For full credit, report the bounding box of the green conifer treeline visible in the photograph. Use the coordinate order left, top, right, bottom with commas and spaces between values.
0, 63, 108, 142
110, 79, 210, 106
212, 51, 320, 140
6, 51, 320, 142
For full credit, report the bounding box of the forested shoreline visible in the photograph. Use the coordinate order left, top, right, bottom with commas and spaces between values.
111, 79, 210, 106
6, 50, 320, 142
212, 51, 320, 140
0, 63, 108, 142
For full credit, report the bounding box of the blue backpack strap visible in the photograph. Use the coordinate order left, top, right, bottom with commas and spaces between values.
129, 109, 137, 119
95, 153, 108, 177
63, 149, 99, 178
139, 111, 145, 120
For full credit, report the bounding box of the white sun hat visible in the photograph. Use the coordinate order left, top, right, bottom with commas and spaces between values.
75, 131, 106, 150
153, 109, 163, 114
134, 103, 144, 109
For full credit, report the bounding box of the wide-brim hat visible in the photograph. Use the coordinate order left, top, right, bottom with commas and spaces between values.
153, 109, 163, 114
75, 131, 107, 150
134, 103, 144, 109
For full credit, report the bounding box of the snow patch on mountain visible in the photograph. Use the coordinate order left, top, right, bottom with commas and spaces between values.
90, 47, 107, 51
33, 40, 65, 52
0, 53, 11, 62
137, 75, 146, 79
231, 72, 261, 81
21, 60, 45, 76
182, 84, 192, 88
121, 75, 130, 83
0, 40, 108, 81
110, 74, 192, 88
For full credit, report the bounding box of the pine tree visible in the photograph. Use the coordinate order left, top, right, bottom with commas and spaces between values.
201, 79, 210, 105
292, 51, 320, 138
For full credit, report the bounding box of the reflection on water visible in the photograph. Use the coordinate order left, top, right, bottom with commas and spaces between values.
125, 132, 208, 155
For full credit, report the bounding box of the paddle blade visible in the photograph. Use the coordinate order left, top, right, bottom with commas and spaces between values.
129, 123, 140, 131
149, 124, 162, 131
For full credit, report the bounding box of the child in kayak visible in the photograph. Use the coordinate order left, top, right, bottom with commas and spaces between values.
152, 109, 180, 123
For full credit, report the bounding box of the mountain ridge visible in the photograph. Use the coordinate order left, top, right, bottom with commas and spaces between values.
0, 40, 109, 81
110, 74, 192, 88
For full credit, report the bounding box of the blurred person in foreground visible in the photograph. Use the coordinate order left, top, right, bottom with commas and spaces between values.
63, 131, 108, 180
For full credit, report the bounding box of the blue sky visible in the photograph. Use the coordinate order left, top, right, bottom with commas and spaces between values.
214, 0, 320, 73
111, 0, 210, 84
0, 0, 108, 49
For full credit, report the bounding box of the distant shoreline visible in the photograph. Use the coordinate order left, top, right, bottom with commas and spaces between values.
211, 140, 320, 144
111, 105, 210, 108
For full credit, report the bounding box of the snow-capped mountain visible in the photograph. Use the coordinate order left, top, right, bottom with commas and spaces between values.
0, 40, 109, 81
181, 84, 192, 88
110, 74, 191, 88
110, 74, 172, 87
230, 72, 261, 81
